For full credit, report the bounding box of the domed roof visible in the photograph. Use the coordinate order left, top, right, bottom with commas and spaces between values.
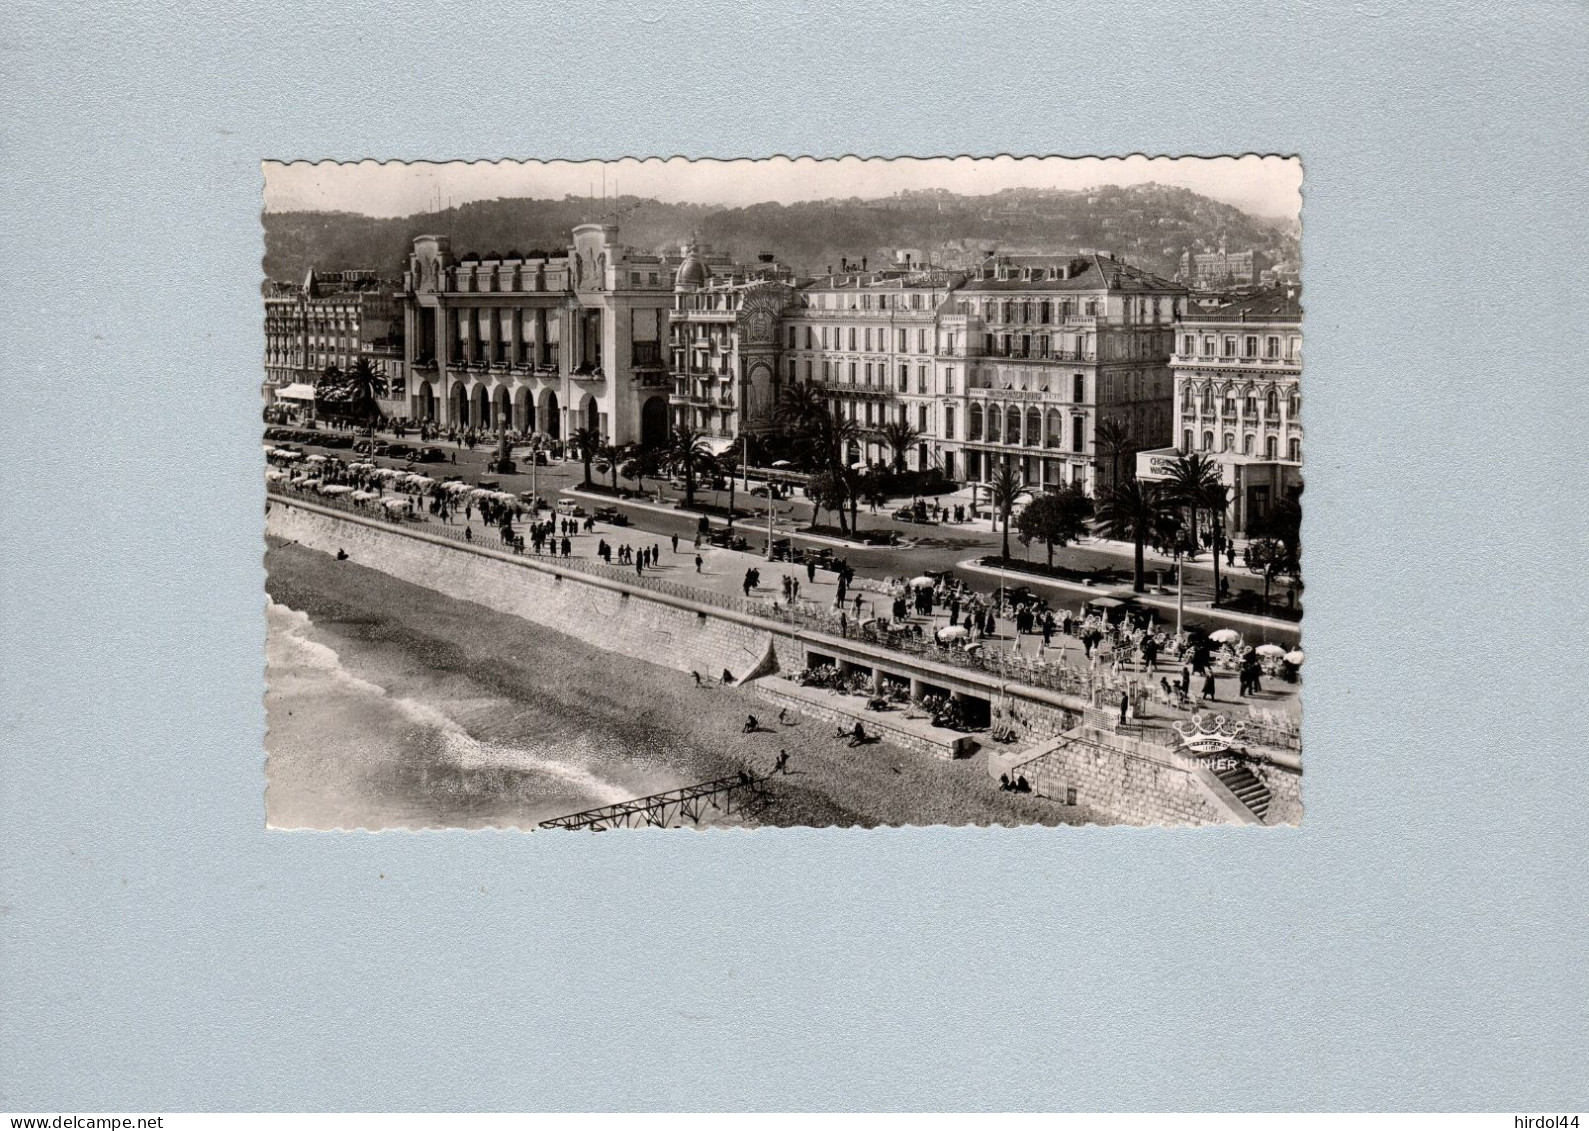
675, 237, 709, 289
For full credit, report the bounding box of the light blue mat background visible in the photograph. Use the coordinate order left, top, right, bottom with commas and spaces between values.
2, 0, 1585, 1112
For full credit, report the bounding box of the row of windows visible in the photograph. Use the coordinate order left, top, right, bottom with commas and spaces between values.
1184, 387, 1300, 418
802, 291, 938, 312
967, 404, 1087, 452
784, 324, 936, 353
1182, 333, 1301, 361
1184, 431, 1302, 461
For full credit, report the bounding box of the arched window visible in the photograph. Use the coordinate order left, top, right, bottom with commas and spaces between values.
1289, 438, 1302, 462
1072, 415, 1085, 453
1288, 392, 1300, 417
1006, 406, 1022, 445
1047, 408, 1064, 447
1245, 393, 1257, 415
1202, 430, 1214, 451
1223, 433, 1234, 452
1243, 434, 1254, 455
1266, 436, 1278, 460
968, 403, 983, 441
1182, 430, 1193, 454
986, 406, 1001, 442
1182, 385, 1194, 410
1026, 407, 1041, 446
1201, 387, 1214, 414
1266, 390, 1279, 418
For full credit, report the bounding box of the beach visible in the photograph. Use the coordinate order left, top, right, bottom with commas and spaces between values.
265, 537, 1093, 829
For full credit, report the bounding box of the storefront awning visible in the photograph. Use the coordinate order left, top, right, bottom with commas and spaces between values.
276, 383, 318, 401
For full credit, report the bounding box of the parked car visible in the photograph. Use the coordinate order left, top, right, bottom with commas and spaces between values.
416, 446, 446, 462
749, 485, 771, 498
593, 506, 628, 526
555, 499, 586, 518
384, 443, 415, 460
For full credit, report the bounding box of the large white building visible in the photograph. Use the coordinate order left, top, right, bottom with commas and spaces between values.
400, 224, 676, 446
1137, 286, 1303, 535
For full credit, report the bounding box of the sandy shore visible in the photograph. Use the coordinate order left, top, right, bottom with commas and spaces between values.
265, 537, 1096, 829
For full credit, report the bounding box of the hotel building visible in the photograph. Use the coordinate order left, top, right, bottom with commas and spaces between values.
667, 240, 797, 452
401, 224, 675, 446
945, 253, 1185, 496
779, 263, 965, 470
262, 269, 404, 415
1137, 286, 1303, 535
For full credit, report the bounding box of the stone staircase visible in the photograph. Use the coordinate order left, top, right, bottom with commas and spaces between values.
1213, 761, 1272, 823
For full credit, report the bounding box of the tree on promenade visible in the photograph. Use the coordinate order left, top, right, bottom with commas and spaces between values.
1015, 484, 1094, 567
667, 425, 714, 511
987, 460, 1027, 562
715, 447, 741, 518
621, 445, 663, 497
1092, 419, 1134, 491
777, 383, 861, 533
597, 441, 624, 492
345, 358, 381, 423
1165, 452, 1221, 555
1201, 480, 1232, 604
1096, 478, 1175, 593
806, 470, 848, 531
878, 420, 923, 474
571, 426, 603, 487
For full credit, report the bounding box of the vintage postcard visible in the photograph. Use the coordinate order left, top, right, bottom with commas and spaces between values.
262, 154, 1304, 830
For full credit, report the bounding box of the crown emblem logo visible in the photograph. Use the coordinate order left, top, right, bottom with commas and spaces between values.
1172, 712, 1247, 754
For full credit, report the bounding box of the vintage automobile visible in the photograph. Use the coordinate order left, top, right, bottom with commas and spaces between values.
592, 505, 628, 526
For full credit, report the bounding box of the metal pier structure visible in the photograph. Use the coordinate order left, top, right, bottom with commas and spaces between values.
539, 773, 770, 831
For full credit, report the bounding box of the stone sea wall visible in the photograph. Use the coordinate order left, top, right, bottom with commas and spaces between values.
267, 499, 779, 682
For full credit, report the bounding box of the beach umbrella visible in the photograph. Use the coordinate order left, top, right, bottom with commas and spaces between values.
1256, 643, 1286, 658
909, 576, 936, 588
1210, 628, 1241, 644
407, 475, 435, 488
1088, 596, 1125, 609
265, 469, 285, 481
305, 454, 327, 463
320, 484, 353, 496
771, 460, 792, 468
936, 625, 969, 643
1284, 650, 1305, 665
351, 490, 378, 501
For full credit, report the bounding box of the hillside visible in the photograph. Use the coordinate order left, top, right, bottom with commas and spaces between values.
262, 183, 1298, 285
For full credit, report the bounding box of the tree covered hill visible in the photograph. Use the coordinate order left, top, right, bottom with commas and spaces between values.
263, 182, 1297, 285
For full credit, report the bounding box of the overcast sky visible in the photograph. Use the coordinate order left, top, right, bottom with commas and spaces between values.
264, 154, 1302, 222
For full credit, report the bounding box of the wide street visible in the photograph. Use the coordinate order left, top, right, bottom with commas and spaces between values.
274, 428, 1302, 648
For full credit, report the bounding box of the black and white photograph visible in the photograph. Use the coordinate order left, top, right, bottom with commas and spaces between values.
263, 155, 1305, 830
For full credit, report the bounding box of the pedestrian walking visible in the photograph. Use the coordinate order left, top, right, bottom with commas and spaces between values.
694, 554, 703, 573
1118, 689, 1129, 727
1201, 670, 1217, 702
464, 525, 472, 542
671, 533, 679, 554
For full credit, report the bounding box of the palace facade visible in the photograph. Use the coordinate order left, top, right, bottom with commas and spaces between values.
401, 224, 676, 446
1137, 286, 1303, 535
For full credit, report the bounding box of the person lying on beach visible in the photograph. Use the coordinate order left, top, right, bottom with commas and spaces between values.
847, 721, 871, 748
742, 714, 759, 734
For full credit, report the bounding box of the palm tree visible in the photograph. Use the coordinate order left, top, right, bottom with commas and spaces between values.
597, 441, 623, 492
1096, 478, 1175, 593
345, 358, 381, 423
877, 420, 923, 474
1092, 419, 1134, 490
667, 425, 713, 511
571, 425, 602, 487
986, 460, 1026, 562
1201, 480, 1232, 604
1164, 451, 1221, 556
715, 448, 740, 520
